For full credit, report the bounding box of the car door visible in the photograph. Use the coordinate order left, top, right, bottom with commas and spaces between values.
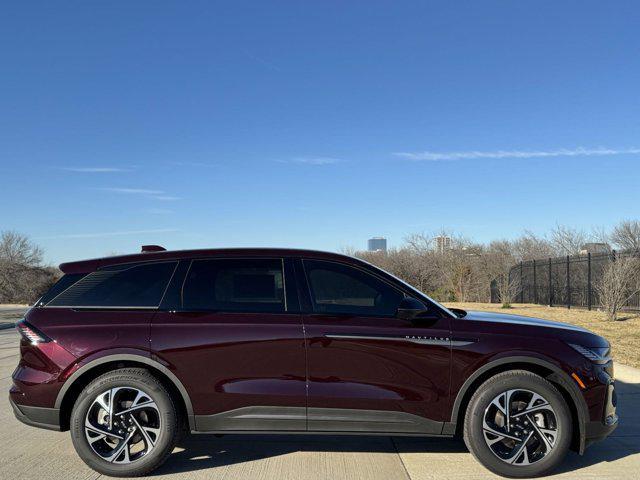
298, 258, 452, 434
151, 257, 307, 432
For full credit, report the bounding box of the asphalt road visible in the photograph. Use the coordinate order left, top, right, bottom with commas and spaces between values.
1, 324, 639, 479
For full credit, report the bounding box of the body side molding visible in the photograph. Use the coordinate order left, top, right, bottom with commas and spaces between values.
194, 406, 444, 435
195, 406, 306, 432
308, 407, 444, 434
325, 334, 475, 347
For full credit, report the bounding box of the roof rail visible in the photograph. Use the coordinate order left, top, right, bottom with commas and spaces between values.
141, 245, 167, 253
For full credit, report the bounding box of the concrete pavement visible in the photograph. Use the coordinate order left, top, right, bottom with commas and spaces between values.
0, 305, 27, 329
1, 327, 638, 479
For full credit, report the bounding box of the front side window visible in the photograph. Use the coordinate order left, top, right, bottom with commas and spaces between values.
182, 258, 285, 313
47, 262, 177, 308
303, 259, 403, 316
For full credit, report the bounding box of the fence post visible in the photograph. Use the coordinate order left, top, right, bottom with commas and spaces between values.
520, 262, 524, 303
533, 259, 537, 304
548, 257, 553, 306
587, 252, 592, 311
566, 255, 571, 309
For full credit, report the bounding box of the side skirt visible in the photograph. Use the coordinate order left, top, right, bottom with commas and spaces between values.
193, 406, 445, 436
195, 406, 306, 432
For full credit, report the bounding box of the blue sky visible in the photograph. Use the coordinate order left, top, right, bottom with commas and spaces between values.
1, 1, 640, 264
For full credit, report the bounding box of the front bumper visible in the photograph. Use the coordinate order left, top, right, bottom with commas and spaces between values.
585, 414, 618, 447
584, 366, 618, 448
10, 397, 61, 431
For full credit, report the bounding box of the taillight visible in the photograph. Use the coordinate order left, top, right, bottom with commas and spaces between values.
16, 320, 52, 345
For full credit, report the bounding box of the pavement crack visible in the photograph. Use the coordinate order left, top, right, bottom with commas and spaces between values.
390, 437, 412, 480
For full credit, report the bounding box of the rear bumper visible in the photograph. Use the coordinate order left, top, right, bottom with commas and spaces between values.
10, 397, 61, 431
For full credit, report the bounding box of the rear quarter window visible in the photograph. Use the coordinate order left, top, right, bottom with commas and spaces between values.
36, 273, 87, 306
47, 261, 177, 308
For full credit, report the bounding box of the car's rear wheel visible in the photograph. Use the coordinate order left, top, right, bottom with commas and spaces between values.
70, 368, 179, 477
463, 370, 572, 478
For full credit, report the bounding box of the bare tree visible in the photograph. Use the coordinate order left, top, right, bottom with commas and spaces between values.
590, 225, 611, 246
0, 231, 56, 304
0, 231, 43, 266
611, 220, 640, 252
351, 221, 640, 309
494, 271, 521, 308
550, 224, 588, 256
484, 240, 521, 307
338, 245, 359, 257
595, 255, 640, 321
404, 232, 434, 253
511, 231, 554, 261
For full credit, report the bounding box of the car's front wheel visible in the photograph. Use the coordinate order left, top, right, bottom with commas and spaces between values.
70, 368, 179, 477
463, 370, 572, 478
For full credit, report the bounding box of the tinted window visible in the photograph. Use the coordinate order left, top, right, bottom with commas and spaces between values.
303, 260, 403, 316
37, 273, 87, 306
47, 262, 177, 307
182, 259, 285, 312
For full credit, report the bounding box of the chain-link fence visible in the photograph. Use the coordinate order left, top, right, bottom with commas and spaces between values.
500, 251, 640, 311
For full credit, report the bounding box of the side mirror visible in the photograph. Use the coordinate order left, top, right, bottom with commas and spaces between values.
396, 297, 435, 322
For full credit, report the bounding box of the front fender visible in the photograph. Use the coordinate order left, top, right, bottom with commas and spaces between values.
448, 355, 589, 454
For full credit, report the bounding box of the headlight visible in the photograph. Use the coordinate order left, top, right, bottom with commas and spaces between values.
568, 343, 611, 363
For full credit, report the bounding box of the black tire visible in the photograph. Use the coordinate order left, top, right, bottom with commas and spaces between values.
70, 368, 179, 477
463, 370, 572, 478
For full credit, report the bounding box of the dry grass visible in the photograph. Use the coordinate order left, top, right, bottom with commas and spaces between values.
445, 302, 640, 369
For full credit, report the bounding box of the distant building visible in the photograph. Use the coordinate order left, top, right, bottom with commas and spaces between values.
367, 237, 387, 252
434, 235, 452, 254
579, 243, 611, 255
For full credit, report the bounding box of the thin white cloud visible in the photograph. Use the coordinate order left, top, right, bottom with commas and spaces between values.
99, 187, 182, 201
394, 146, 640, 161
38, 228, 177, 240
169, 161, 218, 168
146, 208, 174, 214
61, 167, 131, 173
152, 195, 182, 201
283, 157, 343, 165
101, 187, 165, 195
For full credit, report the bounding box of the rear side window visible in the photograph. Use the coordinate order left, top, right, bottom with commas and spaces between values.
182, 259, 285, 313
37, 273, 87, 306
47, 262, 177, 308
303, 259, 403, 316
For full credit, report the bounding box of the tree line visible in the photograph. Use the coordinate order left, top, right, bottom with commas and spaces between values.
348, 220, 640, 319
0, 231, 59, 304
2, 220, 639, 317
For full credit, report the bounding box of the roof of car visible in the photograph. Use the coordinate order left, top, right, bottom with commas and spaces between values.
59, 248, 360, 274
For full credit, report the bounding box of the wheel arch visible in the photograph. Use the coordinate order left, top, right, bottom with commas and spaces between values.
55, 354, 195, 431
449, 356, 588, 454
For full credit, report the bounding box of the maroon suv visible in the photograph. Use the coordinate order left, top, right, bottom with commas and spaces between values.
10, 247, 617, 477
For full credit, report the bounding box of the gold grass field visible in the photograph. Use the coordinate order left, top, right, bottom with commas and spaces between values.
445, 302, 640, 369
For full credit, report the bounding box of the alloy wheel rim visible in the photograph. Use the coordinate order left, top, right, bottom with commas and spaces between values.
482, 389, 558, 466
84, 387, 161, 464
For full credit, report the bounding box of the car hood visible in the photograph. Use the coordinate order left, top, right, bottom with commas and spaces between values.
464, 310, 592, 333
